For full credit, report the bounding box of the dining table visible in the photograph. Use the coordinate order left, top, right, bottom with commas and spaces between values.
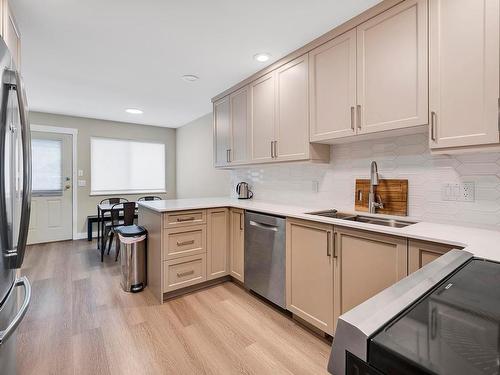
96, 202, 138, 251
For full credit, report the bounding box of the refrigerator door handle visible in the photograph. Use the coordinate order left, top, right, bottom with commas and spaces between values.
0, 276, 31, 345
5, 71, 31, 269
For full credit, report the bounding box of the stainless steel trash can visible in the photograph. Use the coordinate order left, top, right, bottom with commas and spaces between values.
115, 225, 147, 293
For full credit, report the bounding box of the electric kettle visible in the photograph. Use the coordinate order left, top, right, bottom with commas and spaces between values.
236, 182, 253, 199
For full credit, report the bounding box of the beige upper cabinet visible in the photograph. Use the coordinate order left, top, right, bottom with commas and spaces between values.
207, 208, 230, 280
229, 208, 244, 282
429, 0, 500, 150
408, 239, 456, 274
334, 227, 407, 324
213, 96, 230, 167
309, 29, 357, 141
229, 86, 250, 164
286, 218, 335, 334
275, 55, 310, 160
250, 72, 276, 163
356, 0, 428, 134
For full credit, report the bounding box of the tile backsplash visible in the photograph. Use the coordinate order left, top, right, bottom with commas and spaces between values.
230, 133, 500, 230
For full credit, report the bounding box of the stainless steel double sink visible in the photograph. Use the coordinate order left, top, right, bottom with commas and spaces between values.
306, 209, 416, 228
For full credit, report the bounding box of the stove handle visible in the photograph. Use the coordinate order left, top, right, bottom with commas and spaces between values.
430, 307, 437, 339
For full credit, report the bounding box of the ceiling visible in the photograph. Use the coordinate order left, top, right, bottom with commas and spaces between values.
13, 0, 381, 128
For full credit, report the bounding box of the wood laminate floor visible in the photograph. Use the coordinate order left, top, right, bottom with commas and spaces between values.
16, 240, 331, 375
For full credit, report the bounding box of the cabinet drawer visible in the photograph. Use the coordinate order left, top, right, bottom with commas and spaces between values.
163, 254, 207, 292
164, 210, 206, 228
164, 225, 206, 260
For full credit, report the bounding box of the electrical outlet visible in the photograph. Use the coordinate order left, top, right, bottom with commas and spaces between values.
441, 182, 475, 202
458, 182, 475, 202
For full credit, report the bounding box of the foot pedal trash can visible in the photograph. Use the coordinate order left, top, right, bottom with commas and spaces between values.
116, 225, 148, 293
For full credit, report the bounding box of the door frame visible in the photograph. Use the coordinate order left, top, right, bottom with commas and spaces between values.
30, 124, 78, 240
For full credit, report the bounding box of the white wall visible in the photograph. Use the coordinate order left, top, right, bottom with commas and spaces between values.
176, 113, 230, 198
231, 133, 500, 230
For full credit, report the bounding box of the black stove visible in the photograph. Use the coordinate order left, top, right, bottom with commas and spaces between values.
370, 259, 500, 375
329, 251, 500, 375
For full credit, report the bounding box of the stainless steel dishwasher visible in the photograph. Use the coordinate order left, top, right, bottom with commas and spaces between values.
244, 211, 286, 308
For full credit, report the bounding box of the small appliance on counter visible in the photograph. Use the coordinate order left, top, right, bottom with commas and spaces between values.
236, 182, 253, 199
328, 249, 500, 375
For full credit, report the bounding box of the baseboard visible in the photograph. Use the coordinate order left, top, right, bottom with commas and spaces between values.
75, 231, 97, 240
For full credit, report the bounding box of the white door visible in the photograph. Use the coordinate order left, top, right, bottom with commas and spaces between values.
28, 131, 73, 244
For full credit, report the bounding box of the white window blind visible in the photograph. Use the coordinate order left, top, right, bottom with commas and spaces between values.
31, 138, 62, 195
90, 137, 166, 195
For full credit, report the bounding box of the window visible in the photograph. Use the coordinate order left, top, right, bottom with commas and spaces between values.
31, 138, 63, 195
90, 137, 166, 195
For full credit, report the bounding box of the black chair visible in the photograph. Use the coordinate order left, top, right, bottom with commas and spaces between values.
138, 196, 162, 201
97, 197, 129, 252
103, 202, 136, 261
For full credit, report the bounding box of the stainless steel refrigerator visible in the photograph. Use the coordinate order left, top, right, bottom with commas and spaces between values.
0, 36, 32, 374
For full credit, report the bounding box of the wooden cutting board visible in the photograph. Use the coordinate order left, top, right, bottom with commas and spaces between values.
354, 179, 408, 216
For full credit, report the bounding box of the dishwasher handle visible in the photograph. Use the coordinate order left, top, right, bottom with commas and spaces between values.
248, 220, 279, 232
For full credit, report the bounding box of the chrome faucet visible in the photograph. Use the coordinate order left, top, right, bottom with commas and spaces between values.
369, 161, 384, 214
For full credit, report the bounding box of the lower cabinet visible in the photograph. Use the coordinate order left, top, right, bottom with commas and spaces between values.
207, 208, 230, 280
408, 239, 456, 274
286, 218, 335, 335
163, 254, 207, 292
334, 227, 407, 322
229, 208, 245, 282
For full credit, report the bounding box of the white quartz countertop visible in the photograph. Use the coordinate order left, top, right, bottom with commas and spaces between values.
138, 197, 500, 262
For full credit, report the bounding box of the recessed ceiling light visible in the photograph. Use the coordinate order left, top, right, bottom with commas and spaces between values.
182, 74, 199, 82
125, 108, 143, 114
254, 53, 271, 63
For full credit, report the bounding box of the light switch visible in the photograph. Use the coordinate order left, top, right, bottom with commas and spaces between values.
78, 169, 84, 177
78, 180, 86, 187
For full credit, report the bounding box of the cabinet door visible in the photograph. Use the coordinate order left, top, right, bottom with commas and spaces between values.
408, 239, 456, 274
207, 208, 229, 280
275, 55, 310, 161
356, 0, 428, 134
250, 72, 275, 163
3, 1, 20, 69
229, 86, 250, 164
309, 29, 357, 141
213, 96, 230, 167
229, 208, 244, 282
286, 219, 334, 334
334, 227, 407, 325
429, 0, 500, 149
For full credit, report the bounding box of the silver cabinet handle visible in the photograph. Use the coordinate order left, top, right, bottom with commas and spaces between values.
239, 213, 243, 230
176, 217, 195, 222
327, 231, 332, 257
350, 106, 355, 131
270, 141, 274, 158
177, 240, 195, 246
273, 140, 278, 158
356, 105, 362, 130
333, 232, 338, 258
431, 111, 437, 142
177, 270, 195, 278
0, 276, 31, 345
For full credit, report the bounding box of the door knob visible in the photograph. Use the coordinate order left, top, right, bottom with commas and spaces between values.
64, 184, 71, 190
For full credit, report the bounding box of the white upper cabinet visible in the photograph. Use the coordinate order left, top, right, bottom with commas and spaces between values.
250, 72, 276, 163
429, 0, 500, 150
213, 96, 230, 167
275, 55, 310, 161
309, 29, 357, 141
356, 0, 428, 134
229, 86, 250, 164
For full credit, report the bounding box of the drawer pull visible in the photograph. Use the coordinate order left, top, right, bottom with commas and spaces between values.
177, 240, 195, 246
177, 270, 195, 278
176, 217, 195, 222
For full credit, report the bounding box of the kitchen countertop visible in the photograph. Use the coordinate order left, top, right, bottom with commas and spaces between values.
138, 197, 500, 263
